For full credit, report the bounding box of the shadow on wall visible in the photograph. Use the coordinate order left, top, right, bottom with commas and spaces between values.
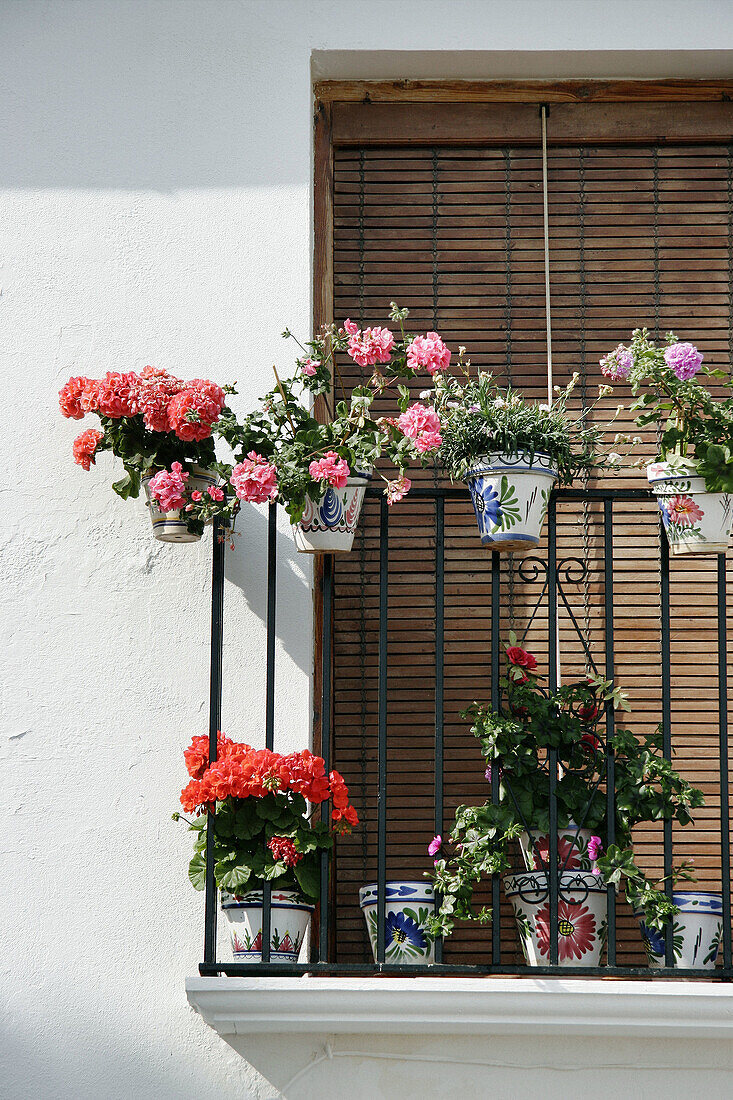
224, 502, 312, 677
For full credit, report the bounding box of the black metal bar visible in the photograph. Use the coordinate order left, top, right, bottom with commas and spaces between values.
490, 551, 502, 965
718, 554, 732, 971
202, 520, 225, 968
319, 554, 334, 963
547, 498, 559, 966
199, 960, 733, 979
364, 487, 653, 502
604, 499, 617, 967
434, 498, 445, 964
262, 501, 278, 964
377, 495, 389, 963
659, 522, 674, 967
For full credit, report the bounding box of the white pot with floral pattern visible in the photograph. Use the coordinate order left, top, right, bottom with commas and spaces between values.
359, 881, 435, 964
221, 889, 314, 963
519, 823, 597, 873
504, 869, 607, 968
638, 891, 723, 970
142, 465, 218, 543
647, 459, 733, 557
465, 451, 557, 553
293, 470, 371, 553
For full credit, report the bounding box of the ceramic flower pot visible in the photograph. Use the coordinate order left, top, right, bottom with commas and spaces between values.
519, 823, 596, 872
293, 470, 372, 553
221, 889, 314, 963
504, 869, 608, 967
464, 451, 557, 552
647, 460, 733, 557
359, 881, 435, 964
638, 891, 723, 970
141, 465, 218, 543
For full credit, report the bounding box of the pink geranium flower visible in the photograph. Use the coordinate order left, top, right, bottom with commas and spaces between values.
407, 332, 451, 376
428, 835, 442, 856
230, 452, 278, 503
148, 462, 189, 512
599, 344, 633, 382
664, 342, 704, 381
587, 836, 603, 862
207, 485, 224, 501
397, 403, 442, 453
309, 451, 350, 489
386, 475, 411, 504
343, 320, 394, 368
300, 357, 320, 378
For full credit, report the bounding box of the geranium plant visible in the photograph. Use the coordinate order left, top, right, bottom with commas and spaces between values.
59, 366, 237, 537
602, 328, 733, 493
216, 303, 448, 523
428, 639, 704, 938
175, 733, 358, 902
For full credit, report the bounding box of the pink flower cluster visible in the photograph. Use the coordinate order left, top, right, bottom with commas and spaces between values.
397, 403, 442, 454
406, 332, 451, 376
664, 341, 704, 381
343, 319, 394, 368
599, 345, 633, 382
230, 452, 278, 503
300, 357, 320, 378
148, 462, 189, 511
309, 451, 350, 489
386, 475, 411, 505
72, 428, 103, 470
191, 486, 225, 503
59, 367, 226, 442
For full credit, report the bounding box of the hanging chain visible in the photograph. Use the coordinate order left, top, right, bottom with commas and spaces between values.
578, 147, 592, 672
357, 149, 369, 898
728, 144, 733, 375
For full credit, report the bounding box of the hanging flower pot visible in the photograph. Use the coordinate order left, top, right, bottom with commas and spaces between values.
359, 881, 435, 964
142, 465, 219, 543
465, 452, 557, 552
293, 470, 372, 554
221, 889, 315, 963
504, 870, 607, 968
637, 891, 723, 970
648, 460, 733, 557
519, 823, 596, 873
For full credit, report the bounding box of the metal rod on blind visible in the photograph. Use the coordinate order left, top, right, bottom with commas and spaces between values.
540, 104, 553, 409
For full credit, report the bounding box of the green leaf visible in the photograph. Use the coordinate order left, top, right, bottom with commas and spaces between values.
294, 858, 321, 900
188, 851, 207, 891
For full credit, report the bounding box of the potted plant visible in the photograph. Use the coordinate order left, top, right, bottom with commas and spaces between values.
217, 303, 447, 552
428, 640, 705, 969
601, 328, 733, 556
59, 366, 236, 542
175, 733, 358, 962
358, 881, 436, 965
426, 365, 613, 551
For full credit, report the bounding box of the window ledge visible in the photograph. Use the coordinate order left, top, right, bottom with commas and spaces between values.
186, 975, 733, 1039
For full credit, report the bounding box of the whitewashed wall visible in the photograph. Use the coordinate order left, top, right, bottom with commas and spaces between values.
3, 1, 733, 1097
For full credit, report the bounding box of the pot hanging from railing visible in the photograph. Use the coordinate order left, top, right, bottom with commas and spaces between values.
293, 469, 372, 553
142, 465, 219, 543
465, 452, 557, 552
647, 460, 733, 557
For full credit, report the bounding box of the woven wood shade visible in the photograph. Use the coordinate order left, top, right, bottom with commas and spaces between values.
321, 98, 733, 968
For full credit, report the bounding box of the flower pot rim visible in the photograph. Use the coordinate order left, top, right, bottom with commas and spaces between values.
221, 888, 314, 913
464, 450, 558, 478
358, 881, 435, 909
503, 869, 606, 894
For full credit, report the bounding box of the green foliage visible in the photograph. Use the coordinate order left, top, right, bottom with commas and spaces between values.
428, 369, 613, 486
181, 791, 334, 902
427, 641, 705, 939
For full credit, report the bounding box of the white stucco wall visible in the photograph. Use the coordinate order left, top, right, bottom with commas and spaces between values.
3, 1, 733, 1097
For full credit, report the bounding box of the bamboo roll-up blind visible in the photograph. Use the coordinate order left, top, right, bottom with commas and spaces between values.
317, 91, 733, 966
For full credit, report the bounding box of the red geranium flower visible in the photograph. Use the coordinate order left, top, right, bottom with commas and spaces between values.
72, 428, 103, 470
535, 899, 597, 962
506, 646, 538, 671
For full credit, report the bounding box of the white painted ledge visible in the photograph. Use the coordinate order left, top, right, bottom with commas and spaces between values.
186, 976, 733, 1039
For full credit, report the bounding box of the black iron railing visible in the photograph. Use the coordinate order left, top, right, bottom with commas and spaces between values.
199, 486, 733, 979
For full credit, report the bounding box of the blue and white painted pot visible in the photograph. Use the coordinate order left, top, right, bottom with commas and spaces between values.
142, 465, 218, 543
465, 451, 557, 552
647, 460, 733, 557
638, 891, 723, 970
293, 469, 372, 553
221, 889, 314, 963
504, 869, 608, 968
359, 880, 435, 964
